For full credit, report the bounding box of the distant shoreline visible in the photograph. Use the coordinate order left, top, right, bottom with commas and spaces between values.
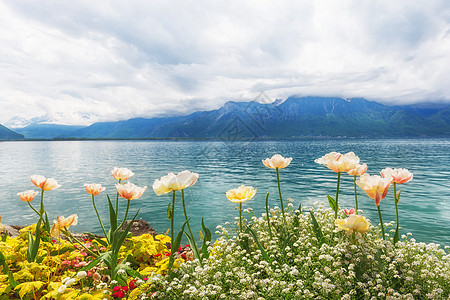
2, 136, 450, 142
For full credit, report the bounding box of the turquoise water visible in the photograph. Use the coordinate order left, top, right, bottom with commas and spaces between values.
0, 139, 449, 246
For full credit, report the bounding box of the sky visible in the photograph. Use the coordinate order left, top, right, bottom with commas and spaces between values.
1, 0, 450, 127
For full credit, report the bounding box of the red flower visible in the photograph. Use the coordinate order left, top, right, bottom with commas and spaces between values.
128, 279, 137, 290
111, 286, 129, 298
154, 253, 161, 257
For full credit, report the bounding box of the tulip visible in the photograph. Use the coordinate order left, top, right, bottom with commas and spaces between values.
153, 170, 200, 271
356, 173, 391, 240
262, 154, 292, 226
335, 214, 371, 234
31, 175, 61, 191
84, 183, 107, 238
381, 167, 413, 245
17, 190, 38, 202
315, 152, 360, 218
111, 167, 134, 181
50, 214, 78, 238
262, 154, 292, 169
344, 208, 355, 216
226, 185, 256, 232
347, 163, 368, 213
116, 182, 146, 234
152, 170, 199, 195
116, 182, 147, 201
84, 183, 106, 196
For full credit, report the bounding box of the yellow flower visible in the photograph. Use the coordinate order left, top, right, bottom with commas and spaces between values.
315, 152, 360, 173
262, 154, 292, 169
50, 214, 78, 237
356, 173, 391, 206
347, 163, 368, 176
335, 214, 371, 234
152, 170, 199, 196
226, 185, 256, 203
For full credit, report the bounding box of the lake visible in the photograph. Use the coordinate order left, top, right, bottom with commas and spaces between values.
1, 139, 449, 246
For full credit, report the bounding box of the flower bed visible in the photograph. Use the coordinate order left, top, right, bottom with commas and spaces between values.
0, 153, 449, 299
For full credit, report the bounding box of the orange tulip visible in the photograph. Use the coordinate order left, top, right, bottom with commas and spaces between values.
315, 152, 360, 173
356, 174, 391, 206
111, 167, 134, 181
116, 182, 147, 200
262, 154, 292, 169
84, 183, 106, 196
31, 175, 61, 191
380, 167, 413, 184
17, 190, 38, 202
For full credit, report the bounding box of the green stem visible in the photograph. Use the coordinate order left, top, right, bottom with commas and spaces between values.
27, 202, 40, 217
118, 199, 131, 231
171, 191, 175, 247
335, 172, 341, 218
115, 179, 121, 218
91, 195, 107, 238
394, 183, 399, 232
181, 189, 199, 251
353, 175, 358, 213
239, 203, 243, 232
377, 205, 386, 240
276, 167, 287, 226
63, 229, 99, 258
265, 192, 273, 238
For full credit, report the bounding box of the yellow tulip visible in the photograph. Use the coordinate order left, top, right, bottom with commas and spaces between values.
335, 214, 371, 234
50, 214, 78, 237
226, 185, 256, 203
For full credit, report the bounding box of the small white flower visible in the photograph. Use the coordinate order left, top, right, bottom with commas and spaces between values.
76, 271, 87, 279
61, 277, 71, 284
65, 278, 76, 287
58, 285, 67, 293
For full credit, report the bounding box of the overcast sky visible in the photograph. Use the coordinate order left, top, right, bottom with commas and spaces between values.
1, 1, 450, 126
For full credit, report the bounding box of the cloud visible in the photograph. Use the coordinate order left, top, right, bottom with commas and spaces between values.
1, 0, 450, 126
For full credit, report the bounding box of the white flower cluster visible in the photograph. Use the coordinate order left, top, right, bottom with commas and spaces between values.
142, 205, 450, 299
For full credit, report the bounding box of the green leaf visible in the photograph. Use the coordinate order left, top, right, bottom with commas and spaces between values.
327, 195, 336, 212
246, 226, 271, 263
114, 210, 140, 254
15, 281, 45, 299
310, 210, 324, 245
81, 251, 112, 271
168, 219, 189, 274
107, 194, 117, 233
167, 203, 172, 220
1, 231, 7, 242
393, 228, 400, 245
396, 190, 401, 204
184, 231, 201, 265
84, 232, 108, 248
200, 218, 211, 261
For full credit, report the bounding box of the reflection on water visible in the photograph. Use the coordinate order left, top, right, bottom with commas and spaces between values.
0, 139, 449, 246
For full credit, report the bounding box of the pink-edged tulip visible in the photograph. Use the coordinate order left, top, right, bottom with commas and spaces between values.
344, 208, 355, 216
50, 214, 78, 237
356, 174, 391, 207
84, 183, 106, 196
347, 163, 368, 176
17, 190, 38, 202
380, 167, 413, 184
262, 154, 292, 169
152, 170, 199, 196
315, 152, 360, 173
111, 167, 134, 181
116, 182, 147, 200
31, 175, 61, 191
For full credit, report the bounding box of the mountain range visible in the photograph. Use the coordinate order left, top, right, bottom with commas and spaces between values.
2, 96, 450, 140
